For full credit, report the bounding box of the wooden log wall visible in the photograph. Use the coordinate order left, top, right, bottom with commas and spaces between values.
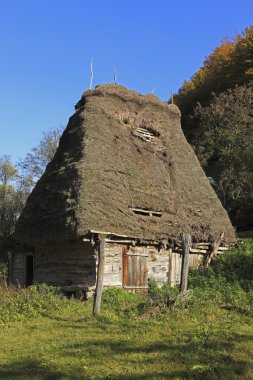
35, 241, 96, 288
9, 251, 25, 287
103, 243, 202, 288
147, 247, 170, 285
10, 240, 204, 291
103, 243, 123, 287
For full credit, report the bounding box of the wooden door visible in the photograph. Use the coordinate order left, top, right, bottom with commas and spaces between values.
123, 249, 148, 292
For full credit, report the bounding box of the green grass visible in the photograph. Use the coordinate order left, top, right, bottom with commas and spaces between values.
0, 239, 252, 380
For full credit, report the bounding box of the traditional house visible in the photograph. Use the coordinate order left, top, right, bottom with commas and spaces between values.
11, 85, 236, 296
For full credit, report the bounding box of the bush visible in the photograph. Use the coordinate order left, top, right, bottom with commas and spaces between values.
148, 280, 179, 308
188, 239, 253, 313
102, 283, 181, 319
102, 287, 143, 318
0, 284, 68, 325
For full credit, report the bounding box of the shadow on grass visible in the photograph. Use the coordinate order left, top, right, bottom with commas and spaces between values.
57, 331, 253, 379
0, 359, 64, 380
0, 335, 252, 380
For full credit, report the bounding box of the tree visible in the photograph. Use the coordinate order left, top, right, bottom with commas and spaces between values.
174, 24, 253, 141
0, 126, 64, 266
0, 156, 28, 264
193, 83, 253, 222
19, 126, 64, 187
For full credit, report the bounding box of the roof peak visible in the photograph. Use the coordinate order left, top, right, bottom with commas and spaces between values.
75, 84, 180, 114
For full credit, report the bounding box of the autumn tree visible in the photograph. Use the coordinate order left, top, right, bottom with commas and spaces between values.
193, 83, 253, 222
174, 24, 253, 141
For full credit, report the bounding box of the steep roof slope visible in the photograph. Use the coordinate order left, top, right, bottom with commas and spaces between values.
14, 84, 236, 245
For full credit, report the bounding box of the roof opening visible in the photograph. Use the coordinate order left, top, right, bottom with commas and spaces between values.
130, 207, 162, 217
134, 126, 160, 142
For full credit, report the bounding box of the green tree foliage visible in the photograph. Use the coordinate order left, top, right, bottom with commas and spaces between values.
193, 83, 253, 220
174, 24, 253, 227
0, 127, 63, 265
19, 126, 63, 187
0, 156, 28, 264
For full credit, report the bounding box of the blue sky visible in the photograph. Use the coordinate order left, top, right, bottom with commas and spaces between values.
0, 0, 252, 160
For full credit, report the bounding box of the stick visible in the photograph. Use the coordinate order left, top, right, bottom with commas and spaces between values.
90, 58, 93, 90
180, 233, 191, 294
113, 67, 117, 84
93, 236, 105, 316
202, 233, 224, 271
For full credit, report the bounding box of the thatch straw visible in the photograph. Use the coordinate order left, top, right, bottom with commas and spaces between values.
14, 84, 236, 245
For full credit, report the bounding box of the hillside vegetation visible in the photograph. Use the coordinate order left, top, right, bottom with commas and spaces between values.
0, 239, 252, 379
174, 25, 253, 227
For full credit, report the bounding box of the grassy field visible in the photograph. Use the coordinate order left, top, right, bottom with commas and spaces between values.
0, 239, 252, 380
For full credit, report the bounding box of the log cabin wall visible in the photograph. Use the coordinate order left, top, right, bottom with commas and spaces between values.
103, 243, 203, 289
10, 240, 203, 290
147, 247, 170, 285
10, 251, 25, 287
103, 243, 123, 287
34, 240, 96, 287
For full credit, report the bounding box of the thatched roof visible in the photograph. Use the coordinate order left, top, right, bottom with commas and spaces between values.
14, 84, 236, 245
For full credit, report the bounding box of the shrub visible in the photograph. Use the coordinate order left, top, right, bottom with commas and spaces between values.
188, 239, 253, 313
0, 284, 68, 325
148, 280, 179, 308
102, 287, 143, 318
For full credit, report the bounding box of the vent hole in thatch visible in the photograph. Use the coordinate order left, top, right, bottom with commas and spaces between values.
130, 207, 162, 218
134, 126, 160, 142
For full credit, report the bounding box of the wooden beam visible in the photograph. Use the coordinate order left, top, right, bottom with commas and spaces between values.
180, 233, 192, 295
87, 230, 130, 238
93, 236, 105, 316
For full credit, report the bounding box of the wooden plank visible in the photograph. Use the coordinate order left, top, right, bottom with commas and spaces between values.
123, 285, 148, 289
130, 208, 162, 217
88, 230, 129, 238
123, 252, 148, 257
136, 255, 140, 287
139, 256, 143, 287
130, 256, 137, 286
128, 255, 132, 286
143, 256, 148, 287
123, 255, 128, 287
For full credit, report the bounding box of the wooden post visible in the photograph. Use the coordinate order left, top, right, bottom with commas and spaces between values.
180, 233, 191, 295
93, 236, 105, 316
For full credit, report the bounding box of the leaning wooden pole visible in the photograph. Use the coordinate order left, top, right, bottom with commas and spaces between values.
202, 232, 224, 272
180, 233, 192, 295
93, 236, 105, 316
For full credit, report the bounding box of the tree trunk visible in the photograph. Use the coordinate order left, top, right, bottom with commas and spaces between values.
180, 233, 191, 295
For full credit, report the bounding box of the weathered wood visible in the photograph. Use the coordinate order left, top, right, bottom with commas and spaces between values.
93, 237, 105, 316
130, 208, 162, 217
105, 239, 133, 243
123, 248, 148, 291
180, 233, 192, 295
175, 246, 228, 255
87, 230, 129, 238
203, 233, 224, 271
34, 241, 95, 287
